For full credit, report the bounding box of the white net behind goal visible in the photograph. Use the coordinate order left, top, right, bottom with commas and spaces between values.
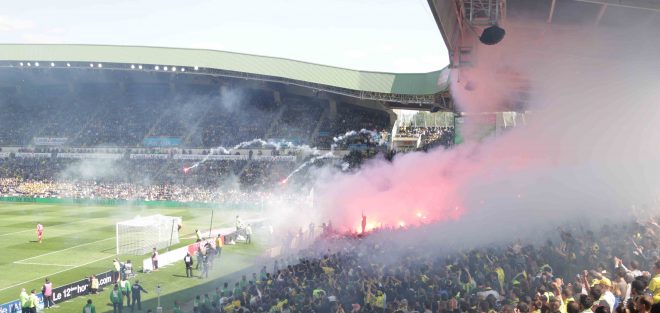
116, 215, 182, 255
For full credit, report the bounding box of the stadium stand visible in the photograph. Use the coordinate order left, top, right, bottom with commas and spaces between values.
0, 80, 396, 149
166, 217, 660, 313
0, 157, 297, 201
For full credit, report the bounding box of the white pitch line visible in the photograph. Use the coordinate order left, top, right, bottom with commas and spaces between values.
14, 237, 115, 263
0, 214, 110, 237
0, 228, 35, 237
13, 261, 75, 267
0, 254, 115, 292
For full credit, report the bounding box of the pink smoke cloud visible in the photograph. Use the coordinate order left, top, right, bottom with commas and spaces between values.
313, 19, 660, 242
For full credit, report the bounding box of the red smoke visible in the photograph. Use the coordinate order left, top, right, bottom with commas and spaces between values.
314, 20, 660, 237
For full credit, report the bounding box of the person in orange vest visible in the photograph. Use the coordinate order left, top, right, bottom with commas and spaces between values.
215, 234, 223, 258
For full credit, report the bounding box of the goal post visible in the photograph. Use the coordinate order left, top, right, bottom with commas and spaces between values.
116, 215, 182, 255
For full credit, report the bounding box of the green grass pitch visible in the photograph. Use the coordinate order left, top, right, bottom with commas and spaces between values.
0, 202, 267, 313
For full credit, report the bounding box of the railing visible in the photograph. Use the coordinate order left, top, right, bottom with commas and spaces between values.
0, 196, 262, 210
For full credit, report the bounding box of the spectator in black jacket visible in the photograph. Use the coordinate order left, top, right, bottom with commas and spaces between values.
184, 252, 194, 278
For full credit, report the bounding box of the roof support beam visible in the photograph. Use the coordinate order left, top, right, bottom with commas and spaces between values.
574, 0, 660, 12
595, 3, 608, 25
547, 0, 557, 23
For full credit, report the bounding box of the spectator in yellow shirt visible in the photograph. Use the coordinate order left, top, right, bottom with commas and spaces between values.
648, 260, 660, 303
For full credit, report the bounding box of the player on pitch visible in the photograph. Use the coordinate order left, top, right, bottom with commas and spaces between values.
36, 223, 44, 243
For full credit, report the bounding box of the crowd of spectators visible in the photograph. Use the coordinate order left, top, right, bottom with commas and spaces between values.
396, 126, 455, 149
0, 78, 396, 150
201, 89, 280, 148
0, 158, 295, 202
270, 96, 326, 145
315, 103, 391, 149
179, 216, 660, 313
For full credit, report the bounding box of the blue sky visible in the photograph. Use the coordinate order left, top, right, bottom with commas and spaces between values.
0, 0, 449, 73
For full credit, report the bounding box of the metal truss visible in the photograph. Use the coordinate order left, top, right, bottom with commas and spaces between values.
461, 0, 505, 26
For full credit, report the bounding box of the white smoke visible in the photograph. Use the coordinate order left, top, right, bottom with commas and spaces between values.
311, 19, 660, 247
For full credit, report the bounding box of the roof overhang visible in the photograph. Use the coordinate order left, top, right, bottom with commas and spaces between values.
574, 0, 660, 11
0, 44, 449, 100
427, 0, 462, 66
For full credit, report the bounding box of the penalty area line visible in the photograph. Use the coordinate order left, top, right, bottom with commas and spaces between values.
13, 261, 75, 267
0, 229, 35, 237
0, 217, 105, 237
14, 237, 115, 263
0, 255, 115, 292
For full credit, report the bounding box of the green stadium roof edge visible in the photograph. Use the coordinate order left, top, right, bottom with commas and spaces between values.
0, 44, 450, 99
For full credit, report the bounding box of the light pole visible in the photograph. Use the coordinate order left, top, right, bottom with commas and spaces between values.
156, 285, 162, 313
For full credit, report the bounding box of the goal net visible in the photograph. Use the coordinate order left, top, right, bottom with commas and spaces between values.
116, 215, 182, 255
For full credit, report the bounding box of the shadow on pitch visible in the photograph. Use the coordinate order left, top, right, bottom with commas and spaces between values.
171, 274, 190, 278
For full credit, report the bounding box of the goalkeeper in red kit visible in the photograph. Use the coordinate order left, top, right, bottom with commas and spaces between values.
36, 223, 44, 243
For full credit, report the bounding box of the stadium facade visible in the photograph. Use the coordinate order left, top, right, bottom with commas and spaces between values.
0, 44, 453, 111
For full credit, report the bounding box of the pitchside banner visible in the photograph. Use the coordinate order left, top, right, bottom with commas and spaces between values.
57, 153, 123, 160
0, 294, 43, 313
15, 152, 51, 159
142, 137, 182, 147
252, 155, 296, 162
0, 271, 112, 313
129, 154, 169, 160
173, 154, 248, 160
51, 270, 113, 303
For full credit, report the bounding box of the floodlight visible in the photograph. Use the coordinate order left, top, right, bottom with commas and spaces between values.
97, 63, 102, 68
138, 65, 143, 70
479, 25, 506, 45
50, 62, 55, 67
131, 64, 135, 69
154, 66, 159, 70
66, 63, 71, 67
19, 62, 23, 66
34, 62, 40, 67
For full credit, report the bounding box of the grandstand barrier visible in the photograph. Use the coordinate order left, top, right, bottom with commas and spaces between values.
130, 154, 169, 159
14, 152, 50, 159
141, 219, 265, 272
57, 153, 123, 159
0, 197, 263, 210
33, 137, 68, 146
142, 245, 190, 272
51, 270, 113, 303
0, 270, 113, 313
0, 294, 43, 313
172, 154, 248, 160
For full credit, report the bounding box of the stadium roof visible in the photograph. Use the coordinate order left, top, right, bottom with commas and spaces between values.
0, 44, 450, 97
